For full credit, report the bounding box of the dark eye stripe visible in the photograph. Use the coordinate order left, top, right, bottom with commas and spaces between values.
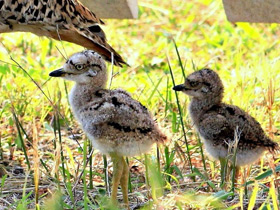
68, 60, 102, 71
91, 64, 102, 70
203, 82, 211, 86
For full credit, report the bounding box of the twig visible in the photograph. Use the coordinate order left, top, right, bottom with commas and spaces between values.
0, 197, 12, 205
71, 148, 95, 192
108, 51, 115, 89
56, 24, 68, 59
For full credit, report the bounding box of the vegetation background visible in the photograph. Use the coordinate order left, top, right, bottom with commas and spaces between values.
0, 0, 279, 209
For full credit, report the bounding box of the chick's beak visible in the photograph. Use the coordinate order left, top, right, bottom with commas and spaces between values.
173, 84, 185, 91
49, 68, 65, 77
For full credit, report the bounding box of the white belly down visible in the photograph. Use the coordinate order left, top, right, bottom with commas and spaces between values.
202, 138, 265, 166
87, 133, 155, 157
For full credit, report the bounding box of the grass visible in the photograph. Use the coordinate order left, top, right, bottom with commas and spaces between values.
0, 0, 280, 209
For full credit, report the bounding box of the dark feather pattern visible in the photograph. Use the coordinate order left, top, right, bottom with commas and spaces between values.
0, 0, 127, 66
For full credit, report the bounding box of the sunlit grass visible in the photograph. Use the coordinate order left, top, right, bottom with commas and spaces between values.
0, 0, 279, 209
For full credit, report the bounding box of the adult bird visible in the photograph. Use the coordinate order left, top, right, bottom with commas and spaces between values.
0, 0, 126, 66
49, 50, 167, 208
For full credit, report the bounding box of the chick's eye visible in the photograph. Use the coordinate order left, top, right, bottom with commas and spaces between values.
189, 81, 199, 87
75, 64, 84, 70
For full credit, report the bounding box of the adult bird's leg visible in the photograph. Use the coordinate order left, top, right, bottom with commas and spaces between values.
120, 157, 129, 208
110, 154, 124, 204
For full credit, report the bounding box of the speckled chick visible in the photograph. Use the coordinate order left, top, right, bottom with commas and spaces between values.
173, 69, 279, 168
49, 50, 166, 207
0, 0, 126, 66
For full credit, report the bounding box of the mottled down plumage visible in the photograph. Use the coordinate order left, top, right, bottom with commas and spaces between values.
0, 0, 126, 66
173, 68, 279, 166
49, 50, 166, 156
70, 87, 167, 156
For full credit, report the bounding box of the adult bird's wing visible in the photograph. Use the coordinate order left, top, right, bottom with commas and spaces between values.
0, 0, 126, 66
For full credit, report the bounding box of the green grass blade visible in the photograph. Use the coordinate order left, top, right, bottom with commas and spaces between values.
248, 182, 259, 210
83, 140, 88, 210
103, 155, 109, 194
144, 154, 151, 199
245, 165, 280, 186
56, 111, 66, 182
172, 38, 185, 78
269, 179, 279, 210
12, 111, 30, 170
88, 140, 93, 189
147, 76, 164, 104
167, 56, 194, 175
195, 134, 207, 172
126, 157, 132, 193
146, 73, 166, 103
